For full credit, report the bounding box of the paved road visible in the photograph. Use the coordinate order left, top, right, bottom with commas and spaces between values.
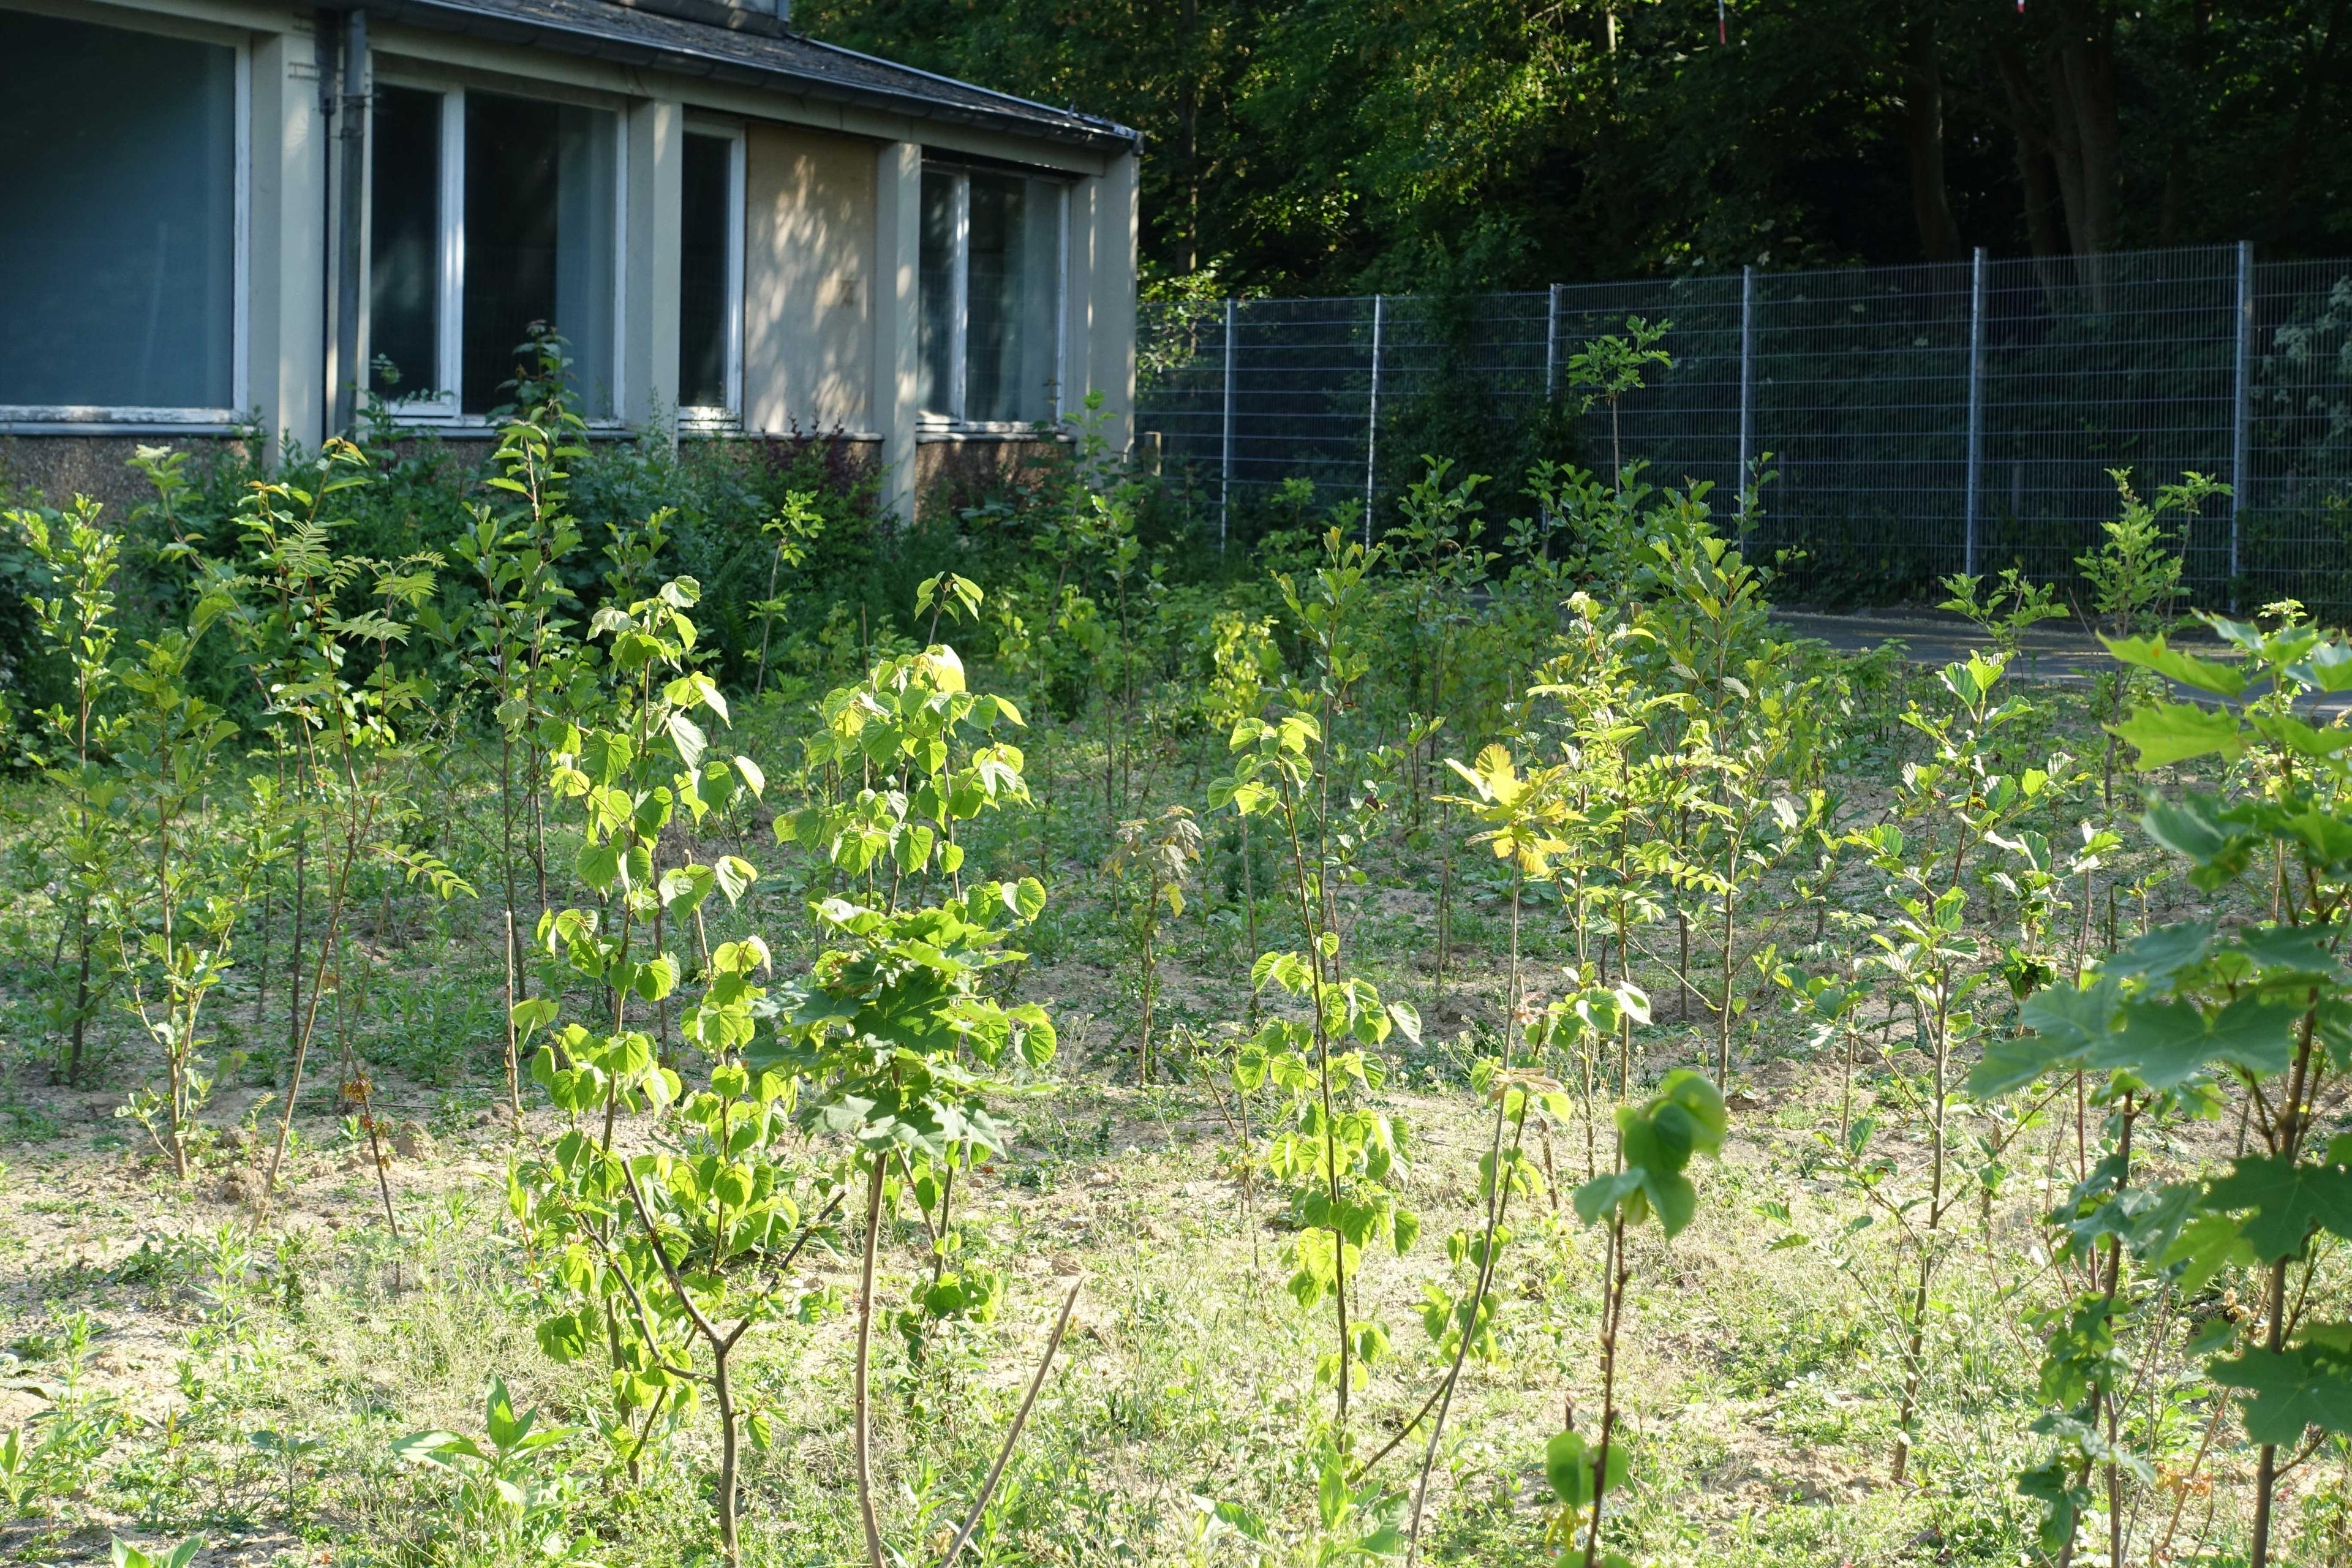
1770, 609, 2352, 713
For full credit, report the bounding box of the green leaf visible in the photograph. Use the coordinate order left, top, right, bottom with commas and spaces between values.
2250, 712, 2352, 760
484, 1377, 526, 1450
2111, 701, 2245, 767
1212, 1501, 1274, 1544
1969, 1030, 2075, 1098
2018, 1458, 2089, 1555
2102, 634, 2248, 697
2297, 641, 2352, 693
1545, 1431, 1590, 1506
1572, 1169, 1643, 1226
2202, 1155, 2352, 1261
2082, 997, 2297, 1090
2163, 1211, 2255, 1294
535, 1310, 592, 1364
1317, 1453, 1349, 1531
576, 837, 622, 895
1972, 974, 2118, 1095
1543, 1430, 1629, 1507
2211, 1345, 2352, 1445
2142, 801, 2235, 869
714, 855, 758, 907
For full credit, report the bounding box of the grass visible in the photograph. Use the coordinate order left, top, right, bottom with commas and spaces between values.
0, 656, 2315, 1568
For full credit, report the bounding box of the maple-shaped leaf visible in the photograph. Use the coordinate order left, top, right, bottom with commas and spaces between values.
1973, 976, 2119, 1097
2232, 924, 2343, 983
2203, 1155, 2352, 1261
2211, 1345, 2352, 1445
2100, 921, 2217, 989
2081, 996, 2297, 1090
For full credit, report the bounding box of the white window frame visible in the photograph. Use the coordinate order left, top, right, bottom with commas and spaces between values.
920, 162, 1068, 434
0, 24, 249, 433
677, 120, 746, 433
367, 77, 628, 426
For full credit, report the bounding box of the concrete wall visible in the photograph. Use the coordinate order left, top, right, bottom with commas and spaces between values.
744, 123, 875, 437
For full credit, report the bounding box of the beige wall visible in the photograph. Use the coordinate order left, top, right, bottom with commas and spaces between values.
744, 123, 876, 437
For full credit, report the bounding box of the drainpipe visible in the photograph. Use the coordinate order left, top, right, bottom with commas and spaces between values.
318, 12, 340, 442
331, 9, 369, 437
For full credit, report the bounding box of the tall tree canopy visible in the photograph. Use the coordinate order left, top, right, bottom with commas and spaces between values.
797, 0, 2352, 293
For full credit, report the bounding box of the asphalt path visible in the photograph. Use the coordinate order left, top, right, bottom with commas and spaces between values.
1770, 609, 2352, 714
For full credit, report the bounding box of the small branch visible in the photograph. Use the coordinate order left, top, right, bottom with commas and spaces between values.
938, 1276, 1084, 1568
1349, 1377, 1450, 1483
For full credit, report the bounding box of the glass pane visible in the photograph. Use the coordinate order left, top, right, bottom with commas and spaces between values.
966, 173, 1061, 424
918, 171, 957, 417
462, 94, 617, 416
370, 86, 441, 400
678, 134, 733, 411
0, 10, 236, 409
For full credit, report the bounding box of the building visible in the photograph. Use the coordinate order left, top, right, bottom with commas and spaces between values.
0, 0, 1140, 516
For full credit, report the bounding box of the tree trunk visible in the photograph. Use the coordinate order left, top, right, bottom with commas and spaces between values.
1900, 15, 1963, 262
1996, 6, 2121, 307
2261, 0, 2350, 243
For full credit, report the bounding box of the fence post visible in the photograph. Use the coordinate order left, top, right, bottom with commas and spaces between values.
1545, 283, 1561, 398
2230, 239, 2253, 601
1365, 294, 1384, 544
1219, 298, 1237, 552
1964, 246, 1986, 579
1738, 265, 1756, 518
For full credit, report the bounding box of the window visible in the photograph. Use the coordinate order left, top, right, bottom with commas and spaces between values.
0, 10, 244, 418
368, 86, 620, 418
677, 129, 744, 422
918, 166, 1065, 426
368, 86, 442, 405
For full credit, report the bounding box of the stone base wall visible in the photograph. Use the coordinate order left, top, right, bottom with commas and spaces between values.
0, 434, 254, 516
913, 435, 1068, 520
1, 430, 1051, 529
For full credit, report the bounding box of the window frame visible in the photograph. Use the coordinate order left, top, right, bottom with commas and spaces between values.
676, 118, 746, 433
0, 16, 250, 432
919, 160, 1069, 434
366, 74, 630, 426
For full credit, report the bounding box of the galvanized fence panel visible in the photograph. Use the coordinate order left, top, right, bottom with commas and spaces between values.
1136, 243, 2352, 607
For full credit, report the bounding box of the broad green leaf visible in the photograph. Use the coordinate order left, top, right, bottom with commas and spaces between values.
2100, 922, 2215, 989
2163, 1210, 2256, 1294
1572, 1169, 1643, 1226
1544, 1430, 1629, 1507
2111, 701, 2244, 767
713, 855, 757, 906
2081, 997, 2296, 1090
2202, 1155, 2352, 1261
2102, 634, 2248, 697
2250, 712, 2352, 760
1969, 1028, 2078, 1098
2212, 1345, 2352, 1445
2018, 1458, 2089, 1555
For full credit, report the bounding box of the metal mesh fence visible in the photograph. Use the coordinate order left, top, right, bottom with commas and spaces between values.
1137, 243, 2352, 608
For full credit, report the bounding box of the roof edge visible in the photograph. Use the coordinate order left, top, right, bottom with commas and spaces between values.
353, 0, 1143, 153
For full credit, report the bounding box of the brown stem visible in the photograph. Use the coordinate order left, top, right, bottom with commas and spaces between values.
853, 1159, 888, 1568
1583, 1212, 1629, 1568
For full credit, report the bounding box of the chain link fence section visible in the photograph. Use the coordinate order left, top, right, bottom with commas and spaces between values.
1137, 244, 2352, 608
